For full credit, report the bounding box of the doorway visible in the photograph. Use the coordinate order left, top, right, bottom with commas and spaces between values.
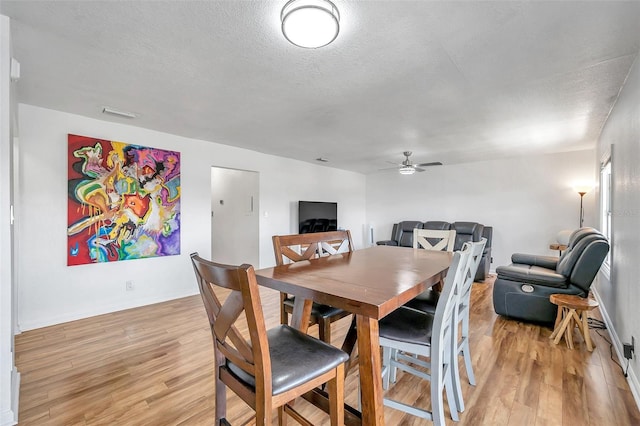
210, 167, 259, 267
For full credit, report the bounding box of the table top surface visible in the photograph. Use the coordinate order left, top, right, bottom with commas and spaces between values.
550, 293, 599, 310
255, 245, 452, 319
549, 243, 568, 250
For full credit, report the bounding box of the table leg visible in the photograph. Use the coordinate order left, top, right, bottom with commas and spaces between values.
356, 315, 385, 426
290, 297, 313, 333
553, 304, 563, 332
581, 311, 594, 351
553, 308, 573, 346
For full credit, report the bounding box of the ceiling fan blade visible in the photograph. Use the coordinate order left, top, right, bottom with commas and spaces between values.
385, 160, 401, 166
415, 161, 443, 167
414, 167, 426, 172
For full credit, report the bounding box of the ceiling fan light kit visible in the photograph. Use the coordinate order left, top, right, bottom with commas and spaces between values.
382, 151, 443, 175
399, 166, 416, 175
281, 0, 340, 49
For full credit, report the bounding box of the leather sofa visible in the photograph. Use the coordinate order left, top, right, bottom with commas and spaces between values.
492, 227, 609, 324
377, 220, 493, 281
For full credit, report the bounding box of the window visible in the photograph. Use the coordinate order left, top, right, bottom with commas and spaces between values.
600, 157, 612, 276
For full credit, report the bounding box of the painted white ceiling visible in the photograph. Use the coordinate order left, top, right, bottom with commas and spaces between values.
2, 1, 639, 174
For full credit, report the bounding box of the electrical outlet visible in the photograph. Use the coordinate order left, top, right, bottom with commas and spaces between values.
126, 280, 134, 291
623, 337, 635, 360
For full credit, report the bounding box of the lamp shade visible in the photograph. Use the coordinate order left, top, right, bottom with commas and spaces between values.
556, 230, 572, 246
281, 0, 340, 48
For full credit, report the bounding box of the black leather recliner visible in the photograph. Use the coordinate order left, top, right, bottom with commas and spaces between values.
493, 228, 609, 324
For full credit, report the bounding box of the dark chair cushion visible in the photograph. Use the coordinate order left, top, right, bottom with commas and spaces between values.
376, 240, 399, 246
226, 325, 349, 396
511, 253, 559, 270
283, 297, 345, 319
404, 289, 438, 314
496, 263, 568, 288
379, 307, 434, 346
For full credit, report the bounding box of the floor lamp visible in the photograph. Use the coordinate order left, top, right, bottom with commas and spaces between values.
575, 185, 592, 228
578, 191, 587, 228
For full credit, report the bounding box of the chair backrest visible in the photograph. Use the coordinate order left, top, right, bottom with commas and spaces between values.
273, 230, 354, 265
432, 245, 472, 368
553, 229, 609, 292
451, 222, 484, 251
413, 228, 457, 252
459, 238, 487, 310
190, 253, 273, 397
395, 221, 423, 247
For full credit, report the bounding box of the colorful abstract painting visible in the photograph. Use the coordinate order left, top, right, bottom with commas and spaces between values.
67, 134, 181, 266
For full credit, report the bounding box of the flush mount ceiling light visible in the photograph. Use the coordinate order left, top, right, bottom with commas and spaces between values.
281, 0, 340, 49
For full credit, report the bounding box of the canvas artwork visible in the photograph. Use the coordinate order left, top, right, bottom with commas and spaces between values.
67, 134, 181, 266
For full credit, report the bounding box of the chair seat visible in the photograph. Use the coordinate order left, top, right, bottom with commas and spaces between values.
496, 263, 568, 288
404, 289, 439, 314
227, 325, 349, 395
283, 297, 345, 319
379, 307, 435, 346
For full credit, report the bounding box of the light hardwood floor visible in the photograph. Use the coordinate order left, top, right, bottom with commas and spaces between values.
15, 275, 640, 425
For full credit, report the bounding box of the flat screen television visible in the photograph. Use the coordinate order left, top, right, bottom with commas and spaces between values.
298, 201, 337, 234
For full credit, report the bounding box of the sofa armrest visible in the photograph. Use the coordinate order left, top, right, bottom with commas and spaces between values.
376, 240, 398, 246
496, 264, 567, 288
511, 253, 558, 269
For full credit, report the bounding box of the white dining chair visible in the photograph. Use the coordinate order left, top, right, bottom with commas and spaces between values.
404, 238, 487, 414
378, 244, 471, 425
413, 228, 457, 252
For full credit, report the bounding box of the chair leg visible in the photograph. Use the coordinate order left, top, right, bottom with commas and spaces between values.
461, 315, 476, 386
319, 318, 331, 343
389, 348, 399, 384
215, 355, 227, 424
431, 365, 446, 426
280, 293, 289, 325
278, 406, 286, 426
451, 342, 464, 414
382, 346, 391, 390
444, 364, 459, 422
328, 364, 345, 426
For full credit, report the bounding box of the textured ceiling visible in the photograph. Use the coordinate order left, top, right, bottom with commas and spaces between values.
2, 1, 640, 174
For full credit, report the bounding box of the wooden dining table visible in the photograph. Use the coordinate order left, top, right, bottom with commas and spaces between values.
255, 244, 452, 425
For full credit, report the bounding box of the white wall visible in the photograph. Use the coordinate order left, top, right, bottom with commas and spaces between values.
366, 150, 597, 270
596, 53, 640, 403
16, 104, 366, 331
1, 14, 18, 426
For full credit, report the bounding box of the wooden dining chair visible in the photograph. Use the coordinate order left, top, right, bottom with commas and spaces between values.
378, 244, 471, 425
190, 253, 349, 426
272, 230, 354, 344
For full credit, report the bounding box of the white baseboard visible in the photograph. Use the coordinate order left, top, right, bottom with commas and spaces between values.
19, 290, 199, 331
592, 288, 640, 410
0, 368, 19, 426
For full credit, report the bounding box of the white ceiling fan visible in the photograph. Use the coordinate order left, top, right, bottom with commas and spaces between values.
380, 151, 443, 175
